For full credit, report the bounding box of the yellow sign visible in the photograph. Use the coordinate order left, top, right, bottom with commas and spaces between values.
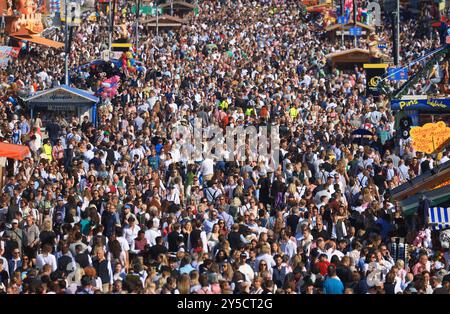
369, 76, 381, 87
410, 121, 450, 154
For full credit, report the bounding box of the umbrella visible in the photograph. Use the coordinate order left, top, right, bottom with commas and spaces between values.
352, 129, 373, 136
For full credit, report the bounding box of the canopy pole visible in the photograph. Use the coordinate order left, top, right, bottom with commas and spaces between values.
64, 0, 69, 85
0, 166, 3, 194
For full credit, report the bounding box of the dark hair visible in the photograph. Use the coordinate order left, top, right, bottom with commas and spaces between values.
327, 265, 336, 277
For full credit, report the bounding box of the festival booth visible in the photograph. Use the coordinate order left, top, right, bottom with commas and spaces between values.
159, 1, 197, 17
391, 119, 450, 220
302, 0, 333, 12
326, 48, 377, 69
391, 96, 450, 127
140, 14, 187, 29
325, 22, 375, 43
2, 0, 64, 49
390, 160, 450, 216
24, 85, 99, 126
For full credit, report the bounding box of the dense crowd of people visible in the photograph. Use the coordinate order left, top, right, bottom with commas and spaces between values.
0, 0, 449, 294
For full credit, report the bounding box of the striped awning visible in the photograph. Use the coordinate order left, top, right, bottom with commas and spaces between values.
429, 207, 450, 230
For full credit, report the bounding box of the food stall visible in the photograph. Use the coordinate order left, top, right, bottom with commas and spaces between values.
24, 84, 99, 126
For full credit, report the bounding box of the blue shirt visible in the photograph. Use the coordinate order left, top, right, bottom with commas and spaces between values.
20, 121, 30, 135
179, 264, 195, 275
323, 277, 344, 294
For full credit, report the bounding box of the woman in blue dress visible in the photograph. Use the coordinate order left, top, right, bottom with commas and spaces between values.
12, 123, 22, 144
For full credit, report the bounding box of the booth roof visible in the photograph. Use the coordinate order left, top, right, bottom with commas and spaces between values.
0, 142, 30, 160
159, 1, 197, 9
24, 84, 99, 103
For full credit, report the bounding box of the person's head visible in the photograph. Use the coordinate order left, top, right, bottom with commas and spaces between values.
96, 248, 105, 260
12, 248, 20, 259
327, 265, 337, 277
419, 253, 428, 265
305, 282, 314, 294
42, 243, 52, 254
316, 238, 325, 250
137, 230, 145, 240
81, 275, 93, 290
11, 219, 19, 230
113, 279, 122, 292
199, 273, 209, 288
274, 254, 283, 266
26, 215, 34, 226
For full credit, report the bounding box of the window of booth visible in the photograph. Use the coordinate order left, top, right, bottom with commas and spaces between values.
418, 114, 433, 125
418, 114, 450, 126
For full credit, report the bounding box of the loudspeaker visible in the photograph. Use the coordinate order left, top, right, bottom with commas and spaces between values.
399, 117, 412, 140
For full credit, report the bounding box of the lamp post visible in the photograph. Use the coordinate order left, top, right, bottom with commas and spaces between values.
64, 0, 69, 85
136, 0, 141, 51
109, 0, 114, 51
155, 0, 159, 37
392, 0, 400, 66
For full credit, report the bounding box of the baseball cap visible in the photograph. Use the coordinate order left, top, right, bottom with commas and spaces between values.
57, 195, 64, 201
11, 219, 19, 224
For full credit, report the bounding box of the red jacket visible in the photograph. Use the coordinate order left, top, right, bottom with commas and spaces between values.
315, 260, 331, 276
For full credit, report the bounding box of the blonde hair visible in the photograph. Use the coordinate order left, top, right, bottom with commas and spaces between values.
177, 274, 191, 294
260, 244, 271, 255
287, 183, 296, 195
42, 218, 53, 232
396, 259, 405, 269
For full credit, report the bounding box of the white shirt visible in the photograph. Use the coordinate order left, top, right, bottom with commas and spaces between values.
327, 248, 345, 261
124, 225, 141, 246
36, 253, 57, 272
281, 239, 297, 259
238, 263, 255, 283
144, 228, 161, 246
200, 158, 214, 177
117, 236, 130, 252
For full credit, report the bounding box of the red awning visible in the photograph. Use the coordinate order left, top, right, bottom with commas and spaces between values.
0, 142, 31, 160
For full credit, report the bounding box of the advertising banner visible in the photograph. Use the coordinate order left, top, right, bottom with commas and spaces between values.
363, 63, 388, 97
391, 98, 450, 111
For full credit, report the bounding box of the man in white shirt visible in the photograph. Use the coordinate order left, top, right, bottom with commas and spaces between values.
440, 151, 449, 164
123, 217, 141, 247
238, 253, 255, 283
36, 244, 58, 272
280, 231, 297, 259
83, 144, 95, 162
397, 159, 410, 183
144, 218, 161, 247
200, 157, 214, 181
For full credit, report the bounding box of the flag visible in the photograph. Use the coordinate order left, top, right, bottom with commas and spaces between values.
428, 207, 450, 230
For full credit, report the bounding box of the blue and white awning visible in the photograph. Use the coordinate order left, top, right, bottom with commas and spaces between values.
429, 207, 450, 230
